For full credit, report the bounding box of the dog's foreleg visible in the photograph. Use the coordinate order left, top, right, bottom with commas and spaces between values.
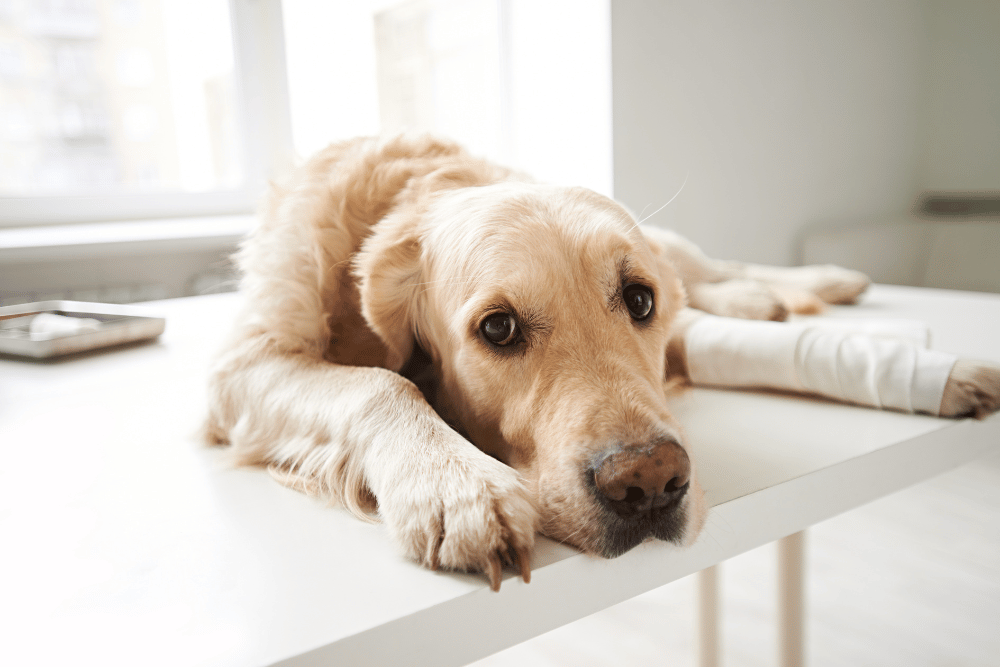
668, 310, 1000, 418
207, 348, 537, 590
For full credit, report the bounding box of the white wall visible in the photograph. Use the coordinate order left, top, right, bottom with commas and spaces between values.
918, 2, 1000, 192
611, 0, 929, 266
506, 0, 612, 195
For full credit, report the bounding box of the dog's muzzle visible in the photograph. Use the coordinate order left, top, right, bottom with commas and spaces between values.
587, 437, 691, 558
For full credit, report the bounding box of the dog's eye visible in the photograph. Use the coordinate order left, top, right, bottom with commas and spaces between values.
623, 284, 653, 320
481, 313, 518, 345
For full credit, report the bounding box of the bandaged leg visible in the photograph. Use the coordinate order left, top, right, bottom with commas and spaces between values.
684, 314, 958, 415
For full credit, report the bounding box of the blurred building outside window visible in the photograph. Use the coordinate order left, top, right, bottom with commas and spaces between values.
0, 0, 242, 201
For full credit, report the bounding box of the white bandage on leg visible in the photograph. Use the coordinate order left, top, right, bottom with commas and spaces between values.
684, 315, 958, 415
785, 315, 932, 348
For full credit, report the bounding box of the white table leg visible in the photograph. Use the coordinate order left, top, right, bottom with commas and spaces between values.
778, 531, 806, 667
697, 564, 721, 667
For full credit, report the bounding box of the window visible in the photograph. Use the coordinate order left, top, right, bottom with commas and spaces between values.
2, 0, 610, 227
0, 0, 288, 226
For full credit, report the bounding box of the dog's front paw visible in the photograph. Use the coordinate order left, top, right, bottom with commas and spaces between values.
379, 449, 537, 591
940, 359, 1000, 419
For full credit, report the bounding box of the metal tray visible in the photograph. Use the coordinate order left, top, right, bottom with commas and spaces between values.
0, 301, 166, 359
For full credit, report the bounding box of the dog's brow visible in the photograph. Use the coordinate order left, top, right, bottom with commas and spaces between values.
617, 255, 635, 281
606, 253, 654, 310
605, 254, 633, 303
619, 254, 652, 286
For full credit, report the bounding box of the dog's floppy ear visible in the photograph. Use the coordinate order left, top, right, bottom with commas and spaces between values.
355, 213, 423, 372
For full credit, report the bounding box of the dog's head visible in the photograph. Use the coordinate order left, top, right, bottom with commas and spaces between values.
356, 181, 706, 557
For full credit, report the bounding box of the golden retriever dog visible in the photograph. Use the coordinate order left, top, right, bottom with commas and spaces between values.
205, 135, 1000, 590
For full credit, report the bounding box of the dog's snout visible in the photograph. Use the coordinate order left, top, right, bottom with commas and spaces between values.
593, 439, 690, 517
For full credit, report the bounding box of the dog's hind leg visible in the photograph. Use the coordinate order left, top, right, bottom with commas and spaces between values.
668, 309, 1000, 419
737, 263, 871, 305
940, 359, 1000, 419
640, 225, 870, 320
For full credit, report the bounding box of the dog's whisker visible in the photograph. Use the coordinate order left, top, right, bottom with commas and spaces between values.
705, 512, 735, 536
412, 276, 472, 288
705, 528, 725, 552
701, 517, 733, 551
555, 520, 592, 548
637, 203, 652, 222
635, 171, 690, 226
414, 276, 475, 296
327, 257, 354, 270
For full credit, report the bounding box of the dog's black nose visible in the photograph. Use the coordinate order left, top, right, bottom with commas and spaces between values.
593, 438, 690, 518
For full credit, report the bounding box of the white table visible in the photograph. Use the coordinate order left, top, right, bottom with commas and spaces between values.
2, 285, 998, 667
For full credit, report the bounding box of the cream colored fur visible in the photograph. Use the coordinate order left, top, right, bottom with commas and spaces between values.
205, 135, 1000, 590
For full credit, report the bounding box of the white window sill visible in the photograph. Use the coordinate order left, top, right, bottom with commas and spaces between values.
0, 215, 255, 264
